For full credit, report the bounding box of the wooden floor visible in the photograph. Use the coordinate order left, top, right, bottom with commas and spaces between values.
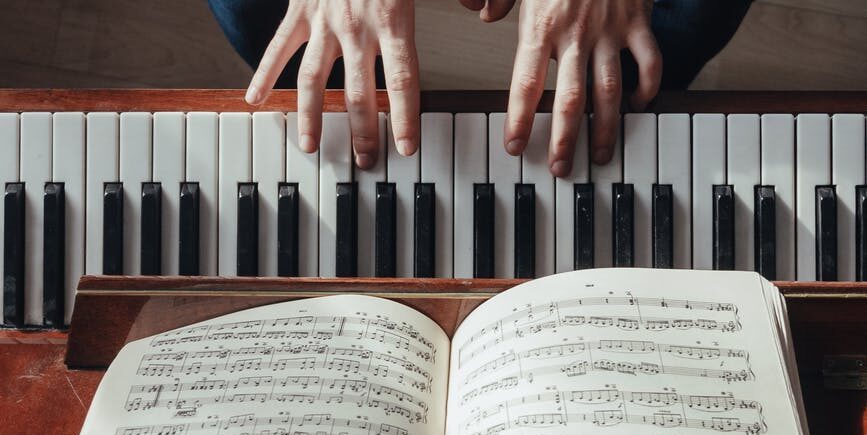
0, 0, 865, 91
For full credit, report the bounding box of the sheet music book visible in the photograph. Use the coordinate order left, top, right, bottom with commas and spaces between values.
81, 268, 808, 435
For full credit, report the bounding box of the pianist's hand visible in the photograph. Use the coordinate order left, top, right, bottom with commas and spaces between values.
460, 0, 661, 176
244, 0, 420, 169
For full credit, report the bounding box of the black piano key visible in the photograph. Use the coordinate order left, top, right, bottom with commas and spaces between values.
754, 185, 776, 280
652, 184, 673, 269
277, 182, 299, 277
140, 182, 162, 276
612, 183, 634, 267
514, 184, 535, 279
712, 185, 735, 271
473, 183, 495, 278
375, 182, 396, 278
857, 185, 867, 281
179, 182, 200, 276
237, 183, 259, 277
3, 183, 25, 327
43, 183, 65, 328
573, 183, 594, 270
103, 183, 124, 275
335, 182, 358, 278
815, 185, 837, 281
414, 183, 435, 278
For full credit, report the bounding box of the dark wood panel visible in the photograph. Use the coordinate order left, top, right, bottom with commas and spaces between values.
66, 276, 867, 368
1, 89, 867, 113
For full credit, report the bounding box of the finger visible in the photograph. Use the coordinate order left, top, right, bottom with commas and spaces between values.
458, 0, 485, 11
549, 47, 588, 177
505, 40, 551, 156
342, 45, 380, 169
380, 36, 420, 156
246, 10, 308, 105
481, 0, 516, 22
296, 31, 339, 153
627, 28, 662, 111
590, 41, 622, 165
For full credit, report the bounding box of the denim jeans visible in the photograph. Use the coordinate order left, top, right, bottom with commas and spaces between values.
208, 0, 752, 90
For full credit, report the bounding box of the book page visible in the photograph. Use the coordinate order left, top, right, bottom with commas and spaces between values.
447, 269, 803, 435
81, 295, 450, 435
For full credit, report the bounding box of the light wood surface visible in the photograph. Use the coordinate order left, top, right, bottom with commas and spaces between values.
0, 1, 864, 90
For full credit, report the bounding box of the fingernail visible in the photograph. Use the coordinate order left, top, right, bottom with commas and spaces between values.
505, 139, 525, 156
245, 85, 261, 105
299, 134, 317, 153
397, 139, 414, 156
592, 147, 610, 164
550, 160, 571, 177
355, 152, 375, 169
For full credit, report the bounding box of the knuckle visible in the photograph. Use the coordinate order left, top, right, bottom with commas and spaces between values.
515, 73, 543, 98
557, 87, 585, 114
510, 115, 534, 134
532, 14, 557, 39
297, 66, 324, 88
340, 8, 364, 33
377, 3, 402, 29
597, 74, 620, 99
390, 116, 416, 136
388, 69, 416, 92
345, 89, 367, 107
352, 134, 378, 148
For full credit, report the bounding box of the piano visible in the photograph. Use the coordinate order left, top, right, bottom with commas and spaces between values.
0, 90, 865, 434
2, 90, 867, 328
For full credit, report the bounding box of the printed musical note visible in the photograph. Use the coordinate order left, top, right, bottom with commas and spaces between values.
83, 295, 448, 435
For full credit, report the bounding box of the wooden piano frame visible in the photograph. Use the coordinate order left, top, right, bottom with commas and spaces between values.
67, 276, 867, 434
1, 90, 867, 434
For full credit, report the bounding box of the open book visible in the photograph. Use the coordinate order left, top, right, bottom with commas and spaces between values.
81, 269, 808, 435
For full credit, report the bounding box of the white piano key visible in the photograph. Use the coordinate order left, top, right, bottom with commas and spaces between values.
218, 113, 252, 276
692, 114, 726, 270
253, 112, 286, 277
624, 113, 657, 268
186, 112, 219, 276
119, 113, 152, 276
658, 114, 691, 269
0, 113, 19, 322
489, 113, 521, 277
318, 113, 352, 278
555, 115, 589, 273
522, 113, 555, 277
52, 113, 85, 323
454, 113, 488, 278
591, 117, 623, 268
832, 114, 866, 281
796, 114, 831, 281
153, 113, 185, 275
20, 113, 51, 325
386, 115, 419, 278
727, 114, 760, 271
421, 113, 454, 278
85, 113, 119, 275
356, 113, 387, 277
761, 114, 796, 280
286, 113, 319, 277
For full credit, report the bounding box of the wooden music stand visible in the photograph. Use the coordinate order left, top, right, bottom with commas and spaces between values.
61, 276, 867, 434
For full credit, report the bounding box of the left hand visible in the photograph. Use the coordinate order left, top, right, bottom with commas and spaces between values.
245, 0, 421, 169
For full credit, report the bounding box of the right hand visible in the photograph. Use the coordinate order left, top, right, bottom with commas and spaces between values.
459, 0, 663, 177
245, 0, 421, 169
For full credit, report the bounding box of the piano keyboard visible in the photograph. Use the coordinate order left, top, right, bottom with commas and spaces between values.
2, 108, 866, 327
